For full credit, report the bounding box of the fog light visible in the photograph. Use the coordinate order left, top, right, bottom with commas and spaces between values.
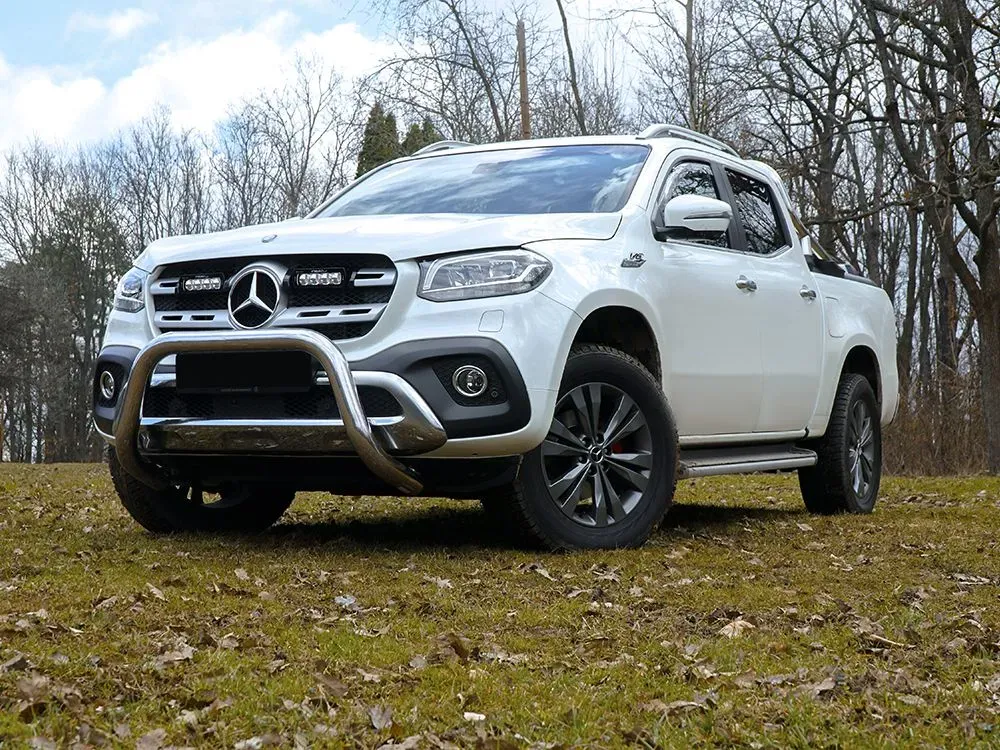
452, 365, 488, 398
99, 370, 116, 401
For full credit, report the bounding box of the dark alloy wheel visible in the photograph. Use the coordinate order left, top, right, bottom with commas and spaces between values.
846, 398, 877, 499
109, 449, 295, 533
483, 344, 678, 550
799, 373, 881, 514
541, 383, 653, 528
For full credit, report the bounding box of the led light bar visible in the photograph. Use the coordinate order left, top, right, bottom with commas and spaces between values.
182, 276, 223, 292
296, 270, 344, 287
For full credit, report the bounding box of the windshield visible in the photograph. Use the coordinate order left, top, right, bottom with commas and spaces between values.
317, 144, 650, 217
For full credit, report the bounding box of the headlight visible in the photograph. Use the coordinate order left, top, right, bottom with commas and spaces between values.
114, 268, 148, 313
418, 249, 551, 302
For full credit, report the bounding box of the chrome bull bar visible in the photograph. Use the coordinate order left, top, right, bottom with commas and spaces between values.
112, 329, 446, 494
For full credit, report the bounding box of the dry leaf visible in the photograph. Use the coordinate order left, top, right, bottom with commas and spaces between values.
800, 676, 837, 698
718, 618, 755, 638
2, 654, 30, 672
135, 728, 167, 750
145, 583, 166, 601
315, 673, 349, 698
370, 704, 393, 730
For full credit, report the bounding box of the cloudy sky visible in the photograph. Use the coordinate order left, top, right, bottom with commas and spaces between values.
0, 1, 403, 151
0, 0, 629, 153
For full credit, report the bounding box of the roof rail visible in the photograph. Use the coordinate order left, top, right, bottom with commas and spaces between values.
637, 124, 739, 158
412, 140, 475, 156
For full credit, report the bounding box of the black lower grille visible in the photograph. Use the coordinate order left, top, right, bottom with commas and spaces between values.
142, 387, 402, 420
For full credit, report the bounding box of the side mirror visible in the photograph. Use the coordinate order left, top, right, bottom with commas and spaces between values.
655, 194, 732, 242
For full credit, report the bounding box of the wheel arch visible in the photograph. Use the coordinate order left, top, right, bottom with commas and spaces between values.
840, 344, 881, 406
568, 301, 662, 383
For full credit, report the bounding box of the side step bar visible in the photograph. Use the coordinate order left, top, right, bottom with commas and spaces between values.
678, 444, 817, 479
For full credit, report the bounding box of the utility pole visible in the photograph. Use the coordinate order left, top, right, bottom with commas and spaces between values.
517, 19, 531, 140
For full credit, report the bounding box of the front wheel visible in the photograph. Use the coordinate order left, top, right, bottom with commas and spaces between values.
108, 450, 295, 533
798, 373, 881, 514
484, 344, 678, 550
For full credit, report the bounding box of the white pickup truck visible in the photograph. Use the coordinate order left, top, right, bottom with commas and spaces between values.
93, 125, 898, 550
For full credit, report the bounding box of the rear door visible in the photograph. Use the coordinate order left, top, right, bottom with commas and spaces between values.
652, 159, 763, 437
722, 168, 824, 432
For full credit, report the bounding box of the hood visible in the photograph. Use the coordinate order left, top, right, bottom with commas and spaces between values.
134, 213, 622, 270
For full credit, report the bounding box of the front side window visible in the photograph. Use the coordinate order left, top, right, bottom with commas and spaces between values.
726, 169, 787, 255
657, 161, 729, 248
666, 162, 720, 201
316, 145, 650, 217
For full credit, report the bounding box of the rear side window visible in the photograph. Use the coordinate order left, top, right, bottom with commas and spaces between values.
726, 170, 787, 255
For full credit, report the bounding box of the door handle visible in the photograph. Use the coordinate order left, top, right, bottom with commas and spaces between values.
799, 286, 817, 300
735, 275, 757, 292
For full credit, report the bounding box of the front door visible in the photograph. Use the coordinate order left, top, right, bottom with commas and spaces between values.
652, 159, 763, 437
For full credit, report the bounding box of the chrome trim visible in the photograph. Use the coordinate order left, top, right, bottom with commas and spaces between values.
113, 329, 444, 494
150, 278, 179, 295
678, 446, 817, 478
154, 303, 389, 331
154, 311, 229, 330
638, 124, 740, 157
353, 268, 397, 287
228, 264, 284, 330
680, 454, 816, 478
273, 304, 387, 326
94, 419, 115, 445
412, 140, 475, 156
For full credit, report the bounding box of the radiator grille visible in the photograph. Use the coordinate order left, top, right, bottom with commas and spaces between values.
150, 253, 396, 341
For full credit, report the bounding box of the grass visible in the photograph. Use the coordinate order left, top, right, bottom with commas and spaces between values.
1, 464, 1000, 748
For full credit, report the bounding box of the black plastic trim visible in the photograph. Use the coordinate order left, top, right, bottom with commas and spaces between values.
354, 337, 531, 439
93, 346, 140, 435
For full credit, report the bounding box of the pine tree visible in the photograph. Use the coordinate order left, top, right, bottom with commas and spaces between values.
356, 104, 400, 177
400, 117, 442, 156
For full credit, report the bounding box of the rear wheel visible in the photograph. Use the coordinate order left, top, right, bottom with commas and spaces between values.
799, 374, 881, 514
108, 450, 295, 533
484, 344, 678, 550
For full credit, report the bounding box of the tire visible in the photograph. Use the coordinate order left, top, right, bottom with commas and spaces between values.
798, 374, 881, 514
484, 344, 678, 550
108, 449, 295, 533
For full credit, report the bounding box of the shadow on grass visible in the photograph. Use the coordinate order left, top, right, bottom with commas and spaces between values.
663, 501, 801, 531
175, 500, 805, 554
266, 504, 511, 552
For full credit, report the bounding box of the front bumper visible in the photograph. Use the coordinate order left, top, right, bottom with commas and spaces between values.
105, 329, 446, 494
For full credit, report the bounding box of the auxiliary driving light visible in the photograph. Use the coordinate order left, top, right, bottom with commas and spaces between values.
296, 270, 344, 287
182, 275, 223, 292
452, 365, 488, 398
99, 370, 116, 401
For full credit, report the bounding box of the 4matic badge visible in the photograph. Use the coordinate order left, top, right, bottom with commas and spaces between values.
621, 252, 646, 268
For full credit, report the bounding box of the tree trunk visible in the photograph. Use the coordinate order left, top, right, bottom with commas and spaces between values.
978, 301, 1000, 472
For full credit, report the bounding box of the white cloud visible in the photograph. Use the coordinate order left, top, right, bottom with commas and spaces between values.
0, 15, 394, 152
68, 8, 159, 41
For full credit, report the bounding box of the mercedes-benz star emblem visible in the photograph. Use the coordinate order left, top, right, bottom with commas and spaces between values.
228, 268, 281, 329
